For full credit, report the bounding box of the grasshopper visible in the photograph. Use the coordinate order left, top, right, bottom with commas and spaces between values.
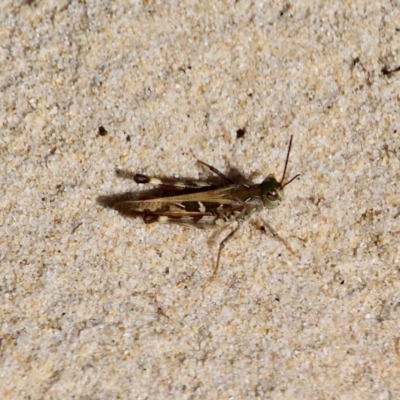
104, 136, 300, 278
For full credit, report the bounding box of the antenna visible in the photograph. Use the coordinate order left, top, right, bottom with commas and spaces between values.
280, 135, 300, 188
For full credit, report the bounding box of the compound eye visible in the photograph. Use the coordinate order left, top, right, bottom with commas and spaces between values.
267, 190, 278, 201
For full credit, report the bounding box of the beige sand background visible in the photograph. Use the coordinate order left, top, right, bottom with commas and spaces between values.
1, 1, 400, 399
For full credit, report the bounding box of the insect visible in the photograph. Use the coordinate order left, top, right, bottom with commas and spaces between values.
103, 136, 300, 278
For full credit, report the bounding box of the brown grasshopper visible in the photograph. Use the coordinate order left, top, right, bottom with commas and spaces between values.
102, 136, 300, 278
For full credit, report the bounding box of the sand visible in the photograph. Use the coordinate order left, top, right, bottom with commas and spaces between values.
1, 1, 399, 399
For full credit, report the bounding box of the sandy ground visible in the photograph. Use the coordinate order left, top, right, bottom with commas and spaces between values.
1, 1, 400, 399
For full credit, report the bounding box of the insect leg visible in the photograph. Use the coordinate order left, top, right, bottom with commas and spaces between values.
197, 160, 234, 184
213, 224, 241, 279
115, 168, 214, 190
136, 175, 215, 190
260, 218, 294, 254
